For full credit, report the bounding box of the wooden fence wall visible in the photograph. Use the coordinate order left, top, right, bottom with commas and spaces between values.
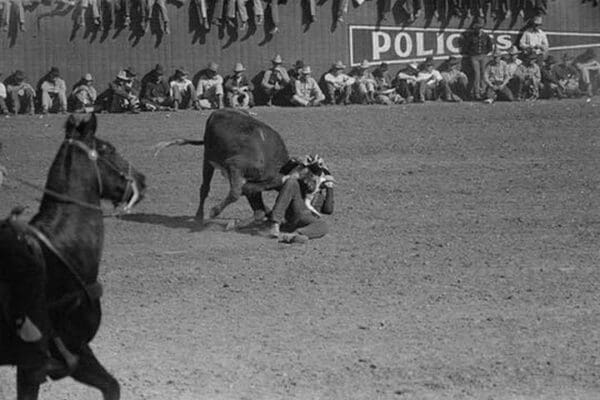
1, 0, 599, 89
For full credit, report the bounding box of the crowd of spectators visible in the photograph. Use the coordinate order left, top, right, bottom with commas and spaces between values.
1, 16, 600, 115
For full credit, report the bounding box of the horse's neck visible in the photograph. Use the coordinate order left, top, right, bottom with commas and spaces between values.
30, 208, 104, 282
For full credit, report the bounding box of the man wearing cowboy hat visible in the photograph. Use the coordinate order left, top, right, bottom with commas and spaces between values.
519, 15, 549, 60
70, 73, 97, 113
393, 61, 419, 103
371, 62, 402, 105
141, 64, 173, 111
40, 67, 67, 114
414, 56, 443, 103
540, 55, 564, 99
0, 72, 9, 115
196, 61, 224, 110
170, 67, 195, 109
351, 59, 377, 104
514, 50, 541, 100
461, 18, 494, 100
554, 54, 582, 98
224, 62, 254, 109
482, 48, 514, 103
6, 70, 35, 115
439, 55, 469, 102
323, 60, 355, 105
260, 54, 291, 106
288, 60, 305, 81
290, 65, 325, 107
107, 70, 140, 113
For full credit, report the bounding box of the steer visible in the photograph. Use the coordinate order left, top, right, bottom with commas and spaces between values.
154, 109, 291, 224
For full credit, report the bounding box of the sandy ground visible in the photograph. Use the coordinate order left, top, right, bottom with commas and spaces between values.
1, 100, 600, 400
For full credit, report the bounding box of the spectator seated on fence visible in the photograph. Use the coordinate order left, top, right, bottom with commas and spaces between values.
290, 66, 325, 107
371, 62, 403, 105
574, 48, 600, 97
515, 51, 542, 101
141, 64, 173, 111
540, 56, 564, 99
195, 61, 224, 110
260, 54, 291, 106
554, 54, 582, 98
39, 67, 67, 114
323, 60, 355, 105
414, 56, 443, 103
439, 55, 469, 102
69, 73, 97, 113
224, 62, 254, 109
106, 70, 140, 113
170, 68, 195, 110
482, 48, 514, 103
0, 72, 8, 115
1, 0, 27, 32
6, 70, 35, 115
519, 15, 549, 63
392, 62, 419, 103
351, 59, 377, 104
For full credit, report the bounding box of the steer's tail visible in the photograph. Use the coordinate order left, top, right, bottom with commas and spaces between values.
152, 138, 205, 157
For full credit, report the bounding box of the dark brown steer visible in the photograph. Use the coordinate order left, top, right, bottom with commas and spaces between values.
154, 109, 291, 224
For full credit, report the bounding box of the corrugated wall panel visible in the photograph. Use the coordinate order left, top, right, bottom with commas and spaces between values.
1, 0, 599, 89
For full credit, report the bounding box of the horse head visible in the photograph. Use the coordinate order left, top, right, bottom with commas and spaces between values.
63, 114, 146, 212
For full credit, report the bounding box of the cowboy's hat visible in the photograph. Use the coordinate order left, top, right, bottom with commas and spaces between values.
332, 60, 346, 70
83, 73, 93, 81
300, 66, 312, 74
208, 61, 219, 72
272, 54, 283, 64
359, 59, 370, 69
234, 62, 246, 72
116, 70, 131, 81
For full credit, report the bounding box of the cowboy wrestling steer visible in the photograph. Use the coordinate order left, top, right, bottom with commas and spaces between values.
154, 109, 290, 223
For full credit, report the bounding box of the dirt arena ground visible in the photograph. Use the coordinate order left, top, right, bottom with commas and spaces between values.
1, 100, 600, 400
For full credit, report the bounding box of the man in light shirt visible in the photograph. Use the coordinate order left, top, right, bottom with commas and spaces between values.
519, 15, 549, 63
70, 73, 97, 113
514, 51, 541, 100
40, 67, 67, 114
323, 60, 355, 105
196, 61, 224, 109
6, 70, 35, 114
290, 66, 325, 107
170, 68, 195, 110
0, 72, 9, 115
260, 54, 291, 106
482, 48, 514, 103
439, 55, 468, 102
351, 59, 377, 104
414, 56, 443, 103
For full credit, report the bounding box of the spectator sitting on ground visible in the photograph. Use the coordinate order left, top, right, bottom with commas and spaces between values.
6, 70, 35, 115
196, 61, 224, 110
482, 48, 514, 103
393, 62, 419, 103
414, 56, 443, 103
141, 64, 173, 111
323, 60, 355, 105
224, 62, 254, 109
351, 59, 377, 104
372, 62, 403, 105
290, 66, 325, 107
540, 55, 564, 99
70, 73, 97, 113
515, 51, 541, 100
107, 70, 140, 113
554, 54, 582, 98
288, 60, 305, 81
439, 55, 469, 102
574, 48, 600, 97
505, 46, 523, 96
260, 54, 291, 106
170, 67, 195, 110
519, 15, 549, 63
124, 67, 142, 99
0, 72, 9, 115
40, 67, 67, 114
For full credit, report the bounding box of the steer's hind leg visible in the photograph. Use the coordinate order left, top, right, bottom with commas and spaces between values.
70, 344, 120, 400
209, 167, 245, 219
195, 159, 215, 222
16, 367, 42, 400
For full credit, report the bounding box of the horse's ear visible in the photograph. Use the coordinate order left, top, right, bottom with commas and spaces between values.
64, 113, 97, 140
